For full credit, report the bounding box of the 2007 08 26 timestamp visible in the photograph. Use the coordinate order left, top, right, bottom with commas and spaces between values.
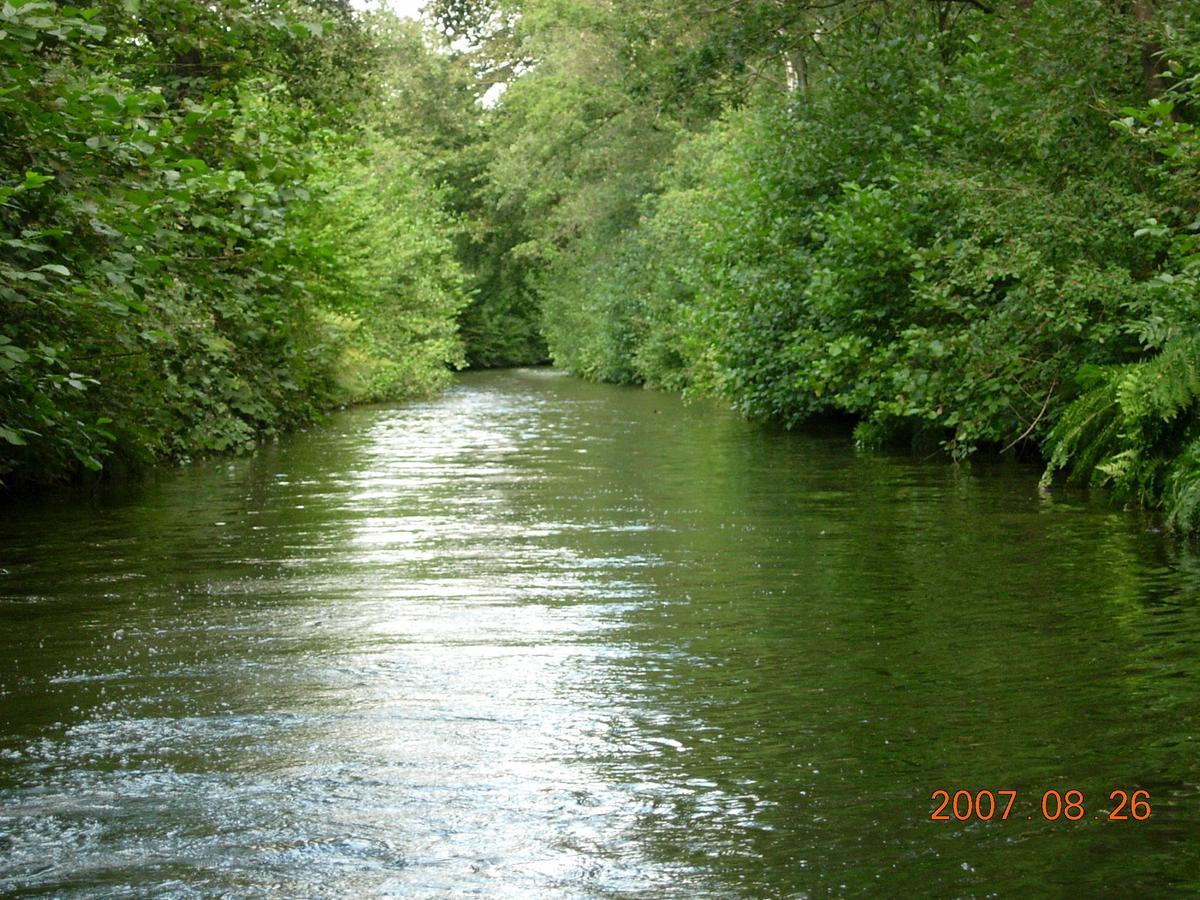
929, 789, 1152, 822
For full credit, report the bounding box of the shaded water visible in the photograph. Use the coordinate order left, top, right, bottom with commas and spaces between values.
1, 368, 1198, 897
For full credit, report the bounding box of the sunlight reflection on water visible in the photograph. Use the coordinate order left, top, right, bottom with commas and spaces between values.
1, 369, 1199, 897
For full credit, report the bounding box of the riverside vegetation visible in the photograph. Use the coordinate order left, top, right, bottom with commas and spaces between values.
1, 0, 466, 479
3, 0, 1199, 530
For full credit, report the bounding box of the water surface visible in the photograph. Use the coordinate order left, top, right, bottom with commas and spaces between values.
2, 369, 1198, 896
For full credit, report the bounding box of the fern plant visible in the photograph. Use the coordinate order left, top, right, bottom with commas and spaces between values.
1043, 331, 1200, 530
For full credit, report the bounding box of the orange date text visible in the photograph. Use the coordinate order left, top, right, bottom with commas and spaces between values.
929, 789, 1151, 822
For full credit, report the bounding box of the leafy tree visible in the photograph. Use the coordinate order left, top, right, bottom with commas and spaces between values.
0, 2, 469, 484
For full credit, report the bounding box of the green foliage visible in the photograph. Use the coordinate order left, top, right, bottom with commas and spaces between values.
450, 0, 1200, 527
1044, 27, 1200, 530
514, 1, 1155, 453
297, 139, 468, 403
0, 2, 470, 486
371, 11, 546, 368
1043, 333, 1200, 530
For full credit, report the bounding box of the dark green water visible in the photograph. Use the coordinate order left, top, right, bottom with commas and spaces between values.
2, 368, 1198, 897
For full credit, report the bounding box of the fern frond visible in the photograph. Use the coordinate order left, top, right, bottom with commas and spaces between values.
1044, 329, 1200, 529
1042, 368, 1125, 486
1119, 332, 1200, 427
1163, 431, 1200, 532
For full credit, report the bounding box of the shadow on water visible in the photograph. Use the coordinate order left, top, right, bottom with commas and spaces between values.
1, 368, 1198, 896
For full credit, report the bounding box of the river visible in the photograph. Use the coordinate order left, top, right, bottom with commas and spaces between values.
1, 368, 1198, 896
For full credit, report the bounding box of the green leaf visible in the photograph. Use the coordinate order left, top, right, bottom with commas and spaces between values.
0, 426, 26, 446
22, 171, 54, 189
74, 451, 103, 471
1, 344, 29, 363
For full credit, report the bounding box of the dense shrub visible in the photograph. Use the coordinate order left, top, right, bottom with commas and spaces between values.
0, 2, 469, 484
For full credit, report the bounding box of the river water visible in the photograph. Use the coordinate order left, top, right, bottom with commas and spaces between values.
1, 368, 1198, 897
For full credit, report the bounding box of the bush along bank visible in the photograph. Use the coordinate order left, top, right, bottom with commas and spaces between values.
0, 2, 471, 487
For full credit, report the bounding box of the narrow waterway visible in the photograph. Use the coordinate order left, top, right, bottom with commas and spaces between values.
1, 368, 1198, 897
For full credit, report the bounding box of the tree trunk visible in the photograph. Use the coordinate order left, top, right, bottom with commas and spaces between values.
1134, 0, 1163, 97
